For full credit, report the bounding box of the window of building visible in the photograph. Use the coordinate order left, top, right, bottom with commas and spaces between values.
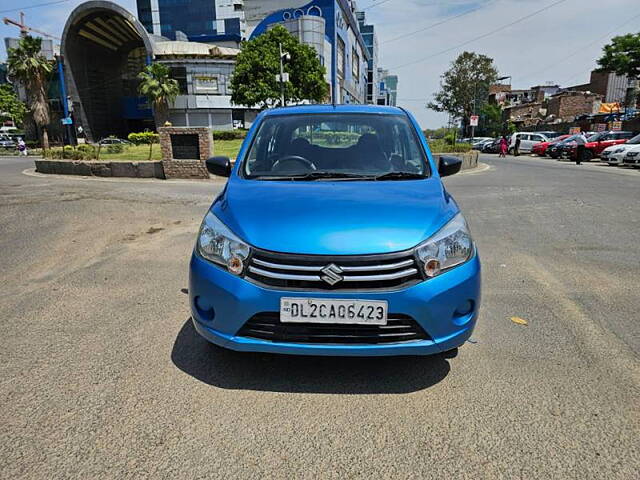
224, 18, 241, 35
233, 2, 243, 11
170, 67, 188, 94
337, 37, 345, 79
352, 48, 359, 82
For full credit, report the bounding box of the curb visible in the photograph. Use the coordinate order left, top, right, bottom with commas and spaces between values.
22, 168, 227, 185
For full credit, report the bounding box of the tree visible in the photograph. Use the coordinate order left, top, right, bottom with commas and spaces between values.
0, 84, 27, 127
231, 25, 328, 109
478, 103, 504, 137
137, 63, 180, 128
597, 33, 640, 78
428, 51, 498, 135
7, 36, 53, 148
597, 33, 640, 107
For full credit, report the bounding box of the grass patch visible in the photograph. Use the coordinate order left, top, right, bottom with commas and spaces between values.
99, 140, 244, 161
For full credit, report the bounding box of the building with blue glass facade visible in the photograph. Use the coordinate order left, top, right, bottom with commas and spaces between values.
246, 0, 369, 104
137, 0, 245, 42
355, 10, 378, 104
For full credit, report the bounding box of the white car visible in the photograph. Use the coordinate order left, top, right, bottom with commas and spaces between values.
509, 132, 550, 154
622, 144, 640, 168
601, 133, 640, 165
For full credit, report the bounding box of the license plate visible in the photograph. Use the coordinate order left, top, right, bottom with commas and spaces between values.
280, 297, 388, 325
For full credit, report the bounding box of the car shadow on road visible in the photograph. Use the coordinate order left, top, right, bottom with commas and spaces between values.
171, 319, 450, 394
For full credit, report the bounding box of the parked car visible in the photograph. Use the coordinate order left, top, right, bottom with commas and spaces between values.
621, 144, 640, 167
481, 137, 502, 154
472, 139, 494, 151
564, 131, 636, 161
98, 137, 130, 145
600, 133, 640, 165
0, 137, 16, 149
547, 134, 584, 159
189, 105, 481, 357
531, 134, 571, 157
509, 132, 549, 154
536, 131, 563, 139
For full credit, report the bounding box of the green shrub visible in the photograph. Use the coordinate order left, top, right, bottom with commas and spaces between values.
429, 140, 472, 153
43, 146, 97, 160
128, 131, 159, 145
105, 143, 125, 154
212, 130, 246, 140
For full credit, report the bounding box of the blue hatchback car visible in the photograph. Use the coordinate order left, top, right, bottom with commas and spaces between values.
189, 105, 481, 357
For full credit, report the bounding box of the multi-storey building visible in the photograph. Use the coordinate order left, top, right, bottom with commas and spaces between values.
355, 10, 378, 104
137, 0, 246, 42
245, 0, 369, 104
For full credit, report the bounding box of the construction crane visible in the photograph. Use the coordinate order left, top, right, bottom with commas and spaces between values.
3, 11, 60, 40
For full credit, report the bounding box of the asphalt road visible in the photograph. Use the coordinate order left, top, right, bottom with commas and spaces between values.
1, 154, 638, 479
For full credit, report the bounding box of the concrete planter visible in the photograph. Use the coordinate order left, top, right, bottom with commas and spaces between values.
432, 151, 479, 171
34, 159, 165, 179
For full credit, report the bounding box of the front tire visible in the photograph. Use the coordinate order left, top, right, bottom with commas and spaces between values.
442, 347, 459, 359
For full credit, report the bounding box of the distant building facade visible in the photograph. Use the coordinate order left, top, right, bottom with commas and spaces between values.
247, 0, 370, 104
355, 10, 378, 104
62, 1, 257, 142
377, 68, 398, 106
137, 0, 245, 42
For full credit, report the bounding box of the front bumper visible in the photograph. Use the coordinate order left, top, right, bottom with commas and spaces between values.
606, 152, 626, 164
189, 251, 481, 356
623, 155, 640, 166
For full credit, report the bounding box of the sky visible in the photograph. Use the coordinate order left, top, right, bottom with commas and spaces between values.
1, 0, 639, 128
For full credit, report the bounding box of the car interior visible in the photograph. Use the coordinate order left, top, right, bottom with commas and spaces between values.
244, 114, 428, 177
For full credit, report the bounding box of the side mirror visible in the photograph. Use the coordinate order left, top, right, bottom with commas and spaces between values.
438, 155, 462, 177
206, 156, 231, 177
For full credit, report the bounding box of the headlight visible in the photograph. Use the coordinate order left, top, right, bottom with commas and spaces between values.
197, 212, 250, 275
627, 152, 639, 157
416, 213, 474, 278
614, 148, 624, 153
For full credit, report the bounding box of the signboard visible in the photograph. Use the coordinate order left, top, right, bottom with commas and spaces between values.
193, 75, 219, 94
594, 123, 607, 132
569, 127, 581, 134
609, 121, 622, 131
170, 134, 200, 160
275, 72, 290, 83
470, 115, 479, 127
61, 117, 73, 125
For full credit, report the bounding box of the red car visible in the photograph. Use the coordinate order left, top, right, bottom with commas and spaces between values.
566, 131, 636, 160
532, 135, 571, 156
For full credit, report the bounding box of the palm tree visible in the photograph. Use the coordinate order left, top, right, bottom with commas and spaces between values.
137, 63, 180, 128
7, 36, 53, 149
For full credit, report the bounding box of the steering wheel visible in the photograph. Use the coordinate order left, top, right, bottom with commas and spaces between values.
271, 155, 317, 173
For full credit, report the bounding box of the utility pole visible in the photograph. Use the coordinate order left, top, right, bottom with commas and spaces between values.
278, 43, 290, 107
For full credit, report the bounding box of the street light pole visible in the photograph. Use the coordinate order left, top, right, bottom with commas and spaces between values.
279, 42, 286, 107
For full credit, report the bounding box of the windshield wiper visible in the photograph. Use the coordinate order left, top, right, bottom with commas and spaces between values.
371, 171, 427, 181
254, 171, 372, 181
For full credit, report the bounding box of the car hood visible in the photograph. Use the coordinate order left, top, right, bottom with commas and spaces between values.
603, 144, 629, 153
213, 178, 459, 255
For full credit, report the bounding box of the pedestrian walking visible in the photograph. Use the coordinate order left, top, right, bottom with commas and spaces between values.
499, 135, 508, 157
17, 138, 27, 156
514, 134, 521, 156
574, 131, 587, 165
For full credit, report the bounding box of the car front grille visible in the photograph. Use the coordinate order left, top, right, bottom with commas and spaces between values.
237, 312, 430, 344
245, 248, 423, 291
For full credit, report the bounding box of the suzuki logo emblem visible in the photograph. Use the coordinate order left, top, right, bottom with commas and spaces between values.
321, 263, 344, 285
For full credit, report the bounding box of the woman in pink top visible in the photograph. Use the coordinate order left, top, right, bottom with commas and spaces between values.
499, 136, 508, 157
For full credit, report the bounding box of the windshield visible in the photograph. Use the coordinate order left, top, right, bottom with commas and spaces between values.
627, 133, 640, 145
587, 133, 605, 142
243, 113, 429, 179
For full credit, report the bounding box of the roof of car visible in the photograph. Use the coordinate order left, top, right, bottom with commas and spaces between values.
261, 104, 407, 117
